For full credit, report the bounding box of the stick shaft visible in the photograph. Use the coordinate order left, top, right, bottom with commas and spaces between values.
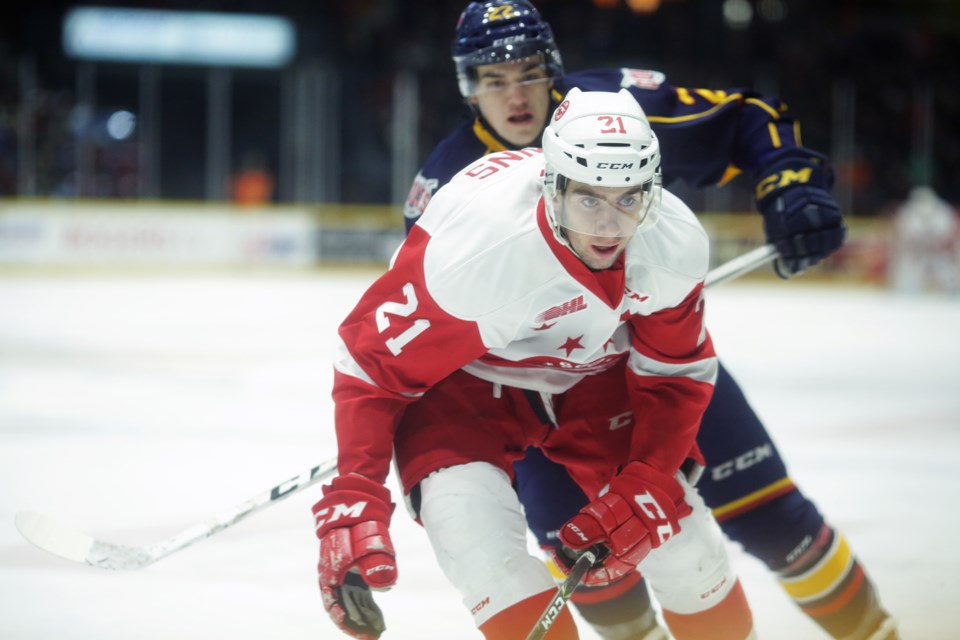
705, 243, 777, 290
524, 551, 597, 640
153, 458, 338, 561
16, 458, 339, 570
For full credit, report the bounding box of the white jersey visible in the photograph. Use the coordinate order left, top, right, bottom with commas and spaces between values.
333, 148, 717, 482
418, 149, 711, 393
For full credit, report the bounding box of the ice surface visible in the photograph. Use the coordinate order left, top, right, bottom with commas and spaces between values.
1, 271, 958, 639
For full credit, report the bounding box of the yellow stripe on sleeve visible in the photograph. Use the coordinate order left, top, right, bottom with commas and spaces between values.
745, 97, 781, 120
648, 93, 744, 125
768, 122, 782, 148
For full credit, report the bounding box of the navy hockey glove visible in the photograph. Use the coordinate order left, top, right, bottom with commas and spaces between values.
313, 475, 397, 640
558, 461, 692, 586
755, 152, 846, 278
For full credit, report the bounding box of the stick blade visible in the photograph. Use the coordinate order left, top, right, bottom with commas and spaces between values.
16, 510, 96, 564
15, 511, 155, 570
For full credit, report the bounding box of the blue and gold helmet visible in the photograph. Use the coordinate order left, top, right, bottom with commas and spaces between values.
452, 1, 564, 98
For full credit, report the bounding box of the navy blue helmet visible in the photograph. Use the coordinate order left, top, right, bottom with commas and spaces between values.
451, 1, 564, 97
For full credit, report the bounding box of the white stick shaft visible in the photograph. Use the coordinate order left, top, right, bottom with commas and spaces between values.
149, 458, 339, 563
16, 458, 337, 570
705, 243, 777, 290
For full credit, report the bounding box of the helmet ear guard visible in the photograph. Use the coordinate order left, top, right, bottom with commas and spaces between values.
451, 1, 564, 98
542, 88, 663, 242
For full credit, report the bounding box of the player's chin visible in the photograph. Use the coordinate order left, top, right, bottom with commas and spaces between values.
582, 243, 622, 269
503, 121, 540, 146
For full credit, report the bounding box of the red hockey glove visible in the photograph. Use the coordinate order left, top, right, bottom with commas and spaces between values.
313, 474, 397, 640
558, 461, 692, 586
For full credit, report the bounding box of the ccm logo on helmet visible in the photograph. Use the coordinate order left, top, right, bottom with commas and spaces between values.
596, 162, 634, 170
554, 99, 570, 121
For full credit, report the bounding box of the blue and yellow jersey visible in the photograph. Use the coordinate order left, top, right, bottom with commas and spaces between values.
404, 67, 811, 229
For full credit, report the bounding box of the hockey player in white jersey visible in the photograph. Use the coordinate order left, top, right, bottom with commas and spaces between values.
890, 185, 960, 293
312, 88, 755, 639
402, 4, 898, 640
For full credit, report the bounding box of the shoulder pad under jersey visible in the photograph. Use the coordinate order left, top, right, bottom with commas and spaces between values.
418, 152, 561, 343
624, 188, 710, 308
404, 123, 490, 226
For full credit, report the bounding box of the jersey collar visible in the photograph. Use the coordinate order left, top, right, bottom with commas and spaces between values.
472, 95, 562, 155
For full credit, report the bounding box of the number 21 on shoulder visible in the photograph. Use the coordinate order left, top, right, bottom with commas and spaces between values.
375, 282, 431, 356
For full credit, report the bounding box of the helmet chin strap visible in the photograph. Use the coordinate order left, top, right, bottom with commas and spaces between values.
543, 180, 578, 254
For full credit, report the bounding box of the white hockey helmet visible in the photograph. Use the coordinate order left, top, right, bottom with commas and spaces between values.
542, 87, 662, 240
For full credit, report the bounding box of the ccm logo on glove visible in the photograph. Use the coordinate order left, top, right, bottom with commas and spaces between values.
314, 501, 369, 529
634, 491, 677, 544
565, 522, 590, 543
755, 166, 812, 199
313, 475, 397, 639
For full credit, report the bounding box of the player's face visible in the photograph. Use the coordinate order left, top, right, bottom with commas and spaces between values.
469, 57, 552, 148
556, 180, 648, 270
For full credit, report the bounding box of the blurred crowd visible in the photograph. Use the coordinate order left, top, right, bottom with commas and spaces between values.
0, 0, 958, 216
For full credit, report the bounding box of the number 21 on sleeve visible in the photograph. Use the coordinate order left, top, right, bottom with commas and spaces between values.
375, 282, 431, 356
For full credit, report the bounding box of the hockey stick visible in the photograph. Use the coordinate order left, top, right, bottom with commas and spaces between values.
15, 458, 336, 570
15, 244, 777, 571
524, 549, 598, 640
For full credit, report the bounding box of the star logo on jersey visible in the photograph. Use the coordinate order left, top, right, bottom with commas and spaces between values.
558, 336, 585, 357
533, 322, 557, 331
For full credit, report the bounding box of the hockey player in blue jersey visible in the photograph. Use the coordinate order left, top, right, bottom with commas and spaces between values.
402, 2, 899, 640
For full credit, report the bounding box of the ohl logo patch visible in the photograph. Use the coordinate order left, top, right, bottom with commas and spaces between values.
535, 295, 587, 323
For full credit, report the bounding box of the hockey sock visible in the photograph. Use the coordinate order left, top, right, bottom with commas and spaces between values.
778, 525, 897, 640
478, 588, 579, 640
661, 578, 754, 640
570, 573, 668, 640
